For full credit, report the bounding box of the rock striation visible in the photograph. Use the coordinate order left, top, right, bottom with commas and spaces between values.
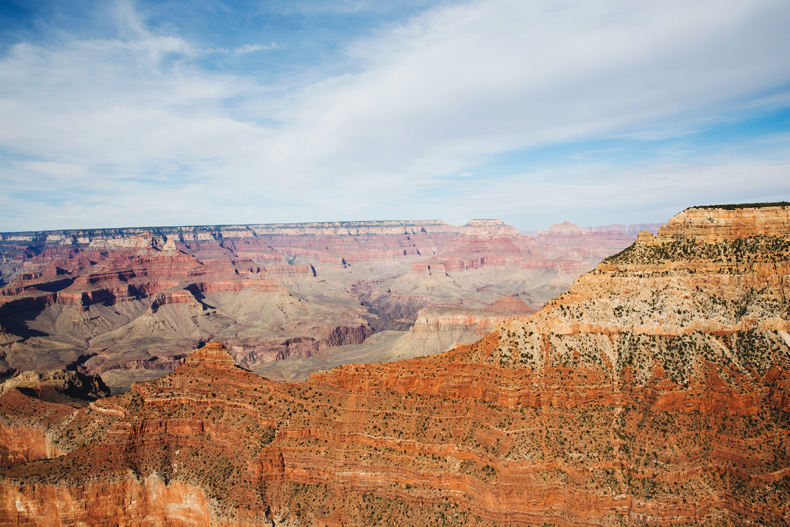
0, 204, 788, 526
0, 219, 641, 391
181, 341, 237, 370
0, 369, 110, 402
393, 296, 537, 358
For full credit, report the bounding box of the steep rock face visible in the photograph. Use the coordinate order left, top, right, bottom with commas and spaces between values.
307, 205, 790, 524
0, 205, 788, 526
395, 296, 537, 358
1, 219, 642, 391
1, 476, 215, 526
659, 203, 790, 241
0, 389, 75, 469
0, 344, 279, 526
0, 370, 110, 470
0, 369, 110, 402
0, 423, 54, 469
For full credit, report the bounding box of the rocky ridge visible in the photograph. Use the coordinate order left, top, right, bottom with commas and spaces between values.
0, 204, 787, 525
392, 296, 537, 357
0, 369, 110, 402
0, 219, 639, 392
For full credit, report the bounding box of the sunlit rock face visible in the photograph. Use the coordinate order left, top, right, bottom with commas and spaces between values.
2, 205, 787, 526
0, 219, 640, 393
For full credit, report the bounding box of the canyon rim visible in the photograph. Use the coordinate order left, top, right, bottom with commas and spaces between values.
0, 203, 787, 526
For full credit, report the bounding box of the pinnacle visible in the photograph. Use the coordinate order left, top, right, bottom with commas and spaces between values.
182, 342, 236, 369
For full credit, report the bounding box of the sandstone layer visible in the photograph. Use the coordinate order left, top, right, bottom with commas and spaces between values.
252, 296, 537, 383
0, 204, 787, 526
0, 219, 639, 392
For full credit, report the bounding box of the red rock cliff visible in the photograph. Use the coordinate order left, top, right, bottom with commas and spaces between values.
0, 205, 788, 526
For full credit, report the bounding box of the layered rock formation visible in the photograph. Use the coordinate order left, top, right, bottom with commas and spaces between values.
252, 296, 538, 383
0, 369, 109, 471
0, 204, 787, 526
0, 219, 640, 392
0, 369, 110, 403
375, 295, 537, 362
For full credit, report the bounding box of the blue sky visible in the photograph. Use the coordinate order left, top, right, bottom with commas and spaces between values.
1, 0, 789, 232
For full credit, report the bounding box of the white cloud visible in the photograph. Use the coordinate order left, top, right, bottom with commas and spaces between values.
234, 43, 278, 55
276, 0, 789, 170
0, 0, 789, 231
204, 43, 279, 55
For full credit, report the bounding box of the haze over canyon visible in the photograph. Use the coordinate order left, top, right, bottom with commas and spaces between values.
2, 1, 789, 524
0, 218, 652, 391
0, 203, 787, 526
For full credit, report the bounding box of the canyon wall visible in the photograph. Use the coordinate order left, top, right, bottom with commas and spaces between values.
0, 204, 787, 525
0, 219, 639, 392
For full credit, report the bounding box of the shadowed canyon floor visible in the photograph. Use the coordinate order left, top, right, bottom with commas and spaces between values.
0, 204, 788, 526
0, 219, 645, 392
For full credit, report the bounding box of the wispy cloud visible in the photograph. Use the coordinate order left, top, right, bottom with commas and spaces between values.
235, 43, 278, 55
204, 42, 279, 55
0, 0, 789, 231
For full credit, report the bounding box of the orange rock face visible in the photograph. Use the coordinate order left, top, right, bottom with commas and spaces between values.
0, 423, 53, 468
0, 219, 640, 389
1, 476, 215, 526
659, 204, 790, 241
0, 205, 788, 526
181, 341, 237, 369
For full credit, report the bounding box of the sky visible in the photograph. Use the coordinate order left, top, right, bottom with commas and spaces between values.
0, 0, 789, 232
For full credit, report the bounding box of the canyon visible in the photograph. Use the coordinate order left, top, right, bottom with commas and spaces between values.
0, 219, 644, 391
0, 203, 787, 526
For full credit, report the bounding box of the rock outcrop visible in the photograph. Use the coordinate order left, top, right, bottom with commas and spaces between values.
0, 369, 110, 402
393, 296, 537, 358
0, 204, 788, 526
0, 219, 642, 392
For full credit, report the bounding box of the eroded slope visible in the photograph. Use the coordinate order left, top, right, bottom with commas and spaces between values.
0, 219, 639, 392
1, 205, 787, 526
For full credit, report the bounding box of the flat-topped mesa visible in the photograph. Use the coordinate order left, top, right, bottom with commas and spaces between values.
181, 342, 236, 370
484, 295, 534, 315
0, 220, 460, 243
542, 220, 586, 235
247, 220, 456, 237
0, 219, 527, 254
656, 202, 790, 242
461, 219, 520, 237
87, 234, 179, 252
